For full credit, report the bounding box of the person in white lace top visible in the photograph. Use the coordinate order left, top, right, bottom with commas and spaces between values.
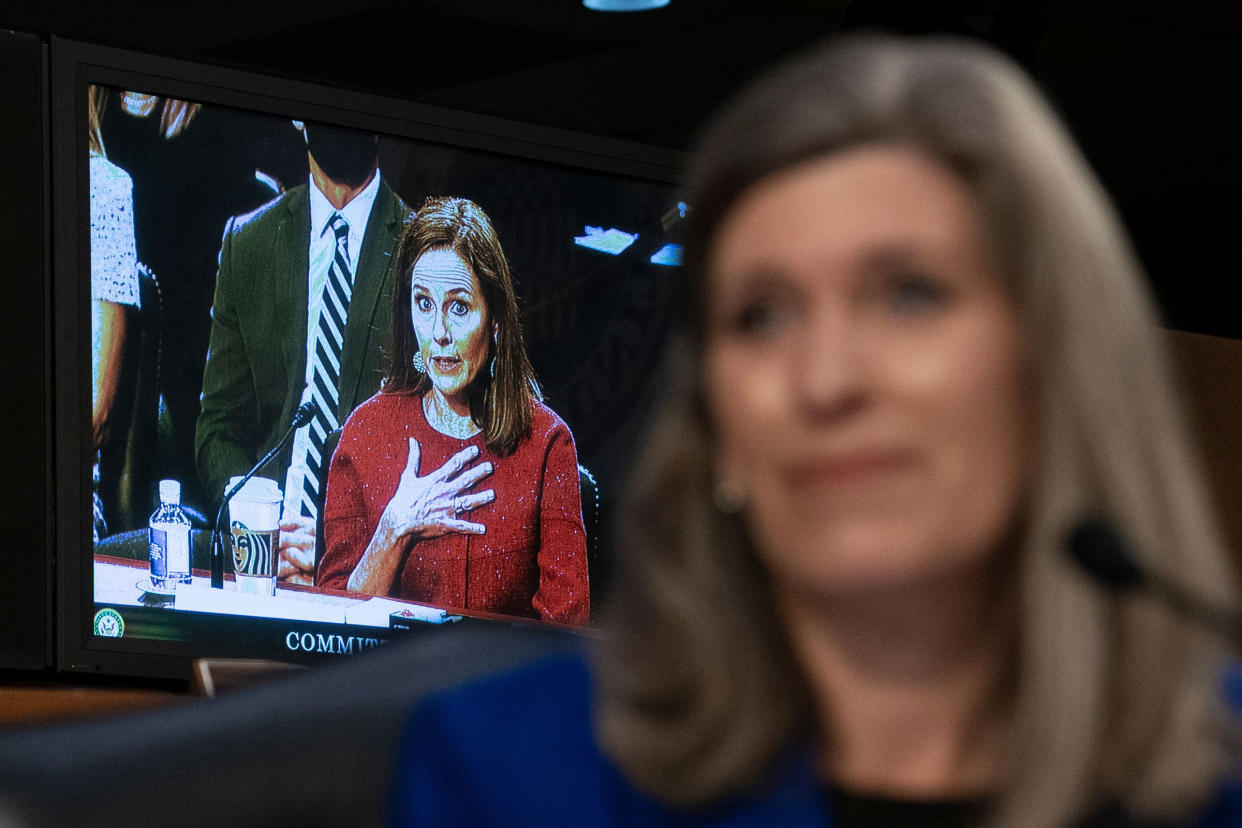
88, 86, 140, 453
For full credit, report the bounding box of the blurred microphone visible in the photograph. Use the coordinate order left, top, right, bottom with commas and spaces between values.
210, 401, 319, 588
1066, 516, 1242, 645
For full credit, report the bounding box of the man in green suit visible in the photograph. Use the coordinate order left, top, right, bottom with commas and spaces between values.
195, 122, 410, 584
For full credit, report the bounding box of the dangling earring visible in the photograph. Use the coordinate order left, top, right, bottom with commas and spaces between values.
412, 350, 426, 374
488, 331, 498, 379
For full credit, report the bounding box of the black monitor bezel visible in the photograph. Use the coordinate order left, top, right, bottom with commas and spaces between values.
51, 36, 684, 679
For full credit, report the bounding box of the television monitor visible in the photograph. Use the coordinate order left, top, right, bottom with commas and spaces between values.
51, 38, 683, 679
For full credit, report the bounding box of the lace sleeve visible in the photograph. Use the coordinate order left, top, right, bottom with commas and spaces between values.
89, 155, 140, 308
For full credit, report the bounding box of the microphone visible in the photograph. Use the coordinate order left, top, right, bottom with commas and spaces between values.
1066, 516, 1242, 644
210, 401, 319, 588
290, 400, 318, 429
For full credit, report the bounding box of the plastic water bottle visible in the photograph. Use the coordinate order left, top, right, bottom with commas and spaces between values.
149, 480, 192, 589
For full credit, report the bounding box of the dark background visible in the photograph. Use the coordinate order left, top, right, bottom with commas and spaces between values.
3, 0, 1240, 337
0, 31, 49, 671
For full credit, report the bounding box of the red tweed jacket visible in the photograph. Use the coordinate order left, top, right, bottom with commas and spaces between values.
317, 392, 589, 625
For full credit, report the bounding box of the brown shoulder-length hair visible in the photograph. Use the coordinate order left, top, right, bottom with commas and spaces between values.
383, 196, 538, 456
595, 34, 1238, 827
87, 86, 107, 157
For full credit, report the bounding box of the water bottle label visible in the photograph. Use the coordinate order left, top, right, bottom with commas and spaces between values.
149, 526, 168, 580
166, 526, 190, 576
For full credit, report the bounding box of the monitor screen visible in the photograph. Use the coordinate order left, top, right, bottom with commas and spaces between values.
53, 40, 683, 677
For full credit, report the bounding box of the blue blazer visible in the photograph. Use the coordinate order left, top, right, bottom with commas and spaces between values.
392, 652, 1242, 827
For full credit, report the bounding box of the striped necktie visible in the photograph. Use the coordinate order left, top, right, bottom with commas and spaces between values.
300, 212, 352, 520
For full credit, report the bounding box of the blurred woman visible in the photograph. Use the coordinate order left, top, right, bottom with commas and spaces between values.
318, 196, 589, 625
395, 35, 1240, 827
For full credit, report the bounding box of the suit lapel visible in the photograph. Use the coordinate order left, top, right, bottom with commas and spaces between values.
279, 185, 311, 401
339, 180, 402, 414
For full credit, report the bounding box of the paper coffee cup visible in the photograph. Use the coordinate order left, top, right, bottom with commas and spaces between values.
226, 476, 282, 595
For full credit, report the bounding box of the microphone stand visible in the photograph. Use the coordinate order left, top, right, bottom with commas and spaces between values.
211, 402, 318, 589
1142, 569, 1242, 644
1066, 516, 1242, 647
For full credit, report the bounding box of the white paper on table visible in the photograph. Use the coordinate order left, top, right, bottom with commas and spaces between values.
573, 226, 638, 255
174, 584, 347, 624
343, 597, 451, 627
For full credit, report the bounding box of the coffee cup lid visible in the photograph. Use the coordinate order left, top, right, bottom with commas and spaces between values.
225, 476, 283, 503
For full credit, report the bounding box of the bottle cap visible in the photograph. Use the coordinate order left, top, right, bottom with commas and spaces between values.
158, 479, 181, 505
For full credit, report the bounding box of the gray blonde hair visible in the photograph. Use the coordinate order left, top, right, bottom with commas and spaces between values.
594, 34, 1237, 826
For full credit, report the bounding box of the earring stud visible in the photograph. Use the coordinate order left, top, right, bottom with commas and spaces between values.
712, 480, 746, 514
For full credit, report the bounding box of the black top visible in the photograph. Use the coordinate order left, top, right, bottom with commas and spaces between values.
826, 787, 990, 828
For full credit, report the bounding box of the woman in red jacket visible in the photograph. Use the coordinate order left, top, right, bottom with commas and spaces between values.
317, 196, 589, 625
